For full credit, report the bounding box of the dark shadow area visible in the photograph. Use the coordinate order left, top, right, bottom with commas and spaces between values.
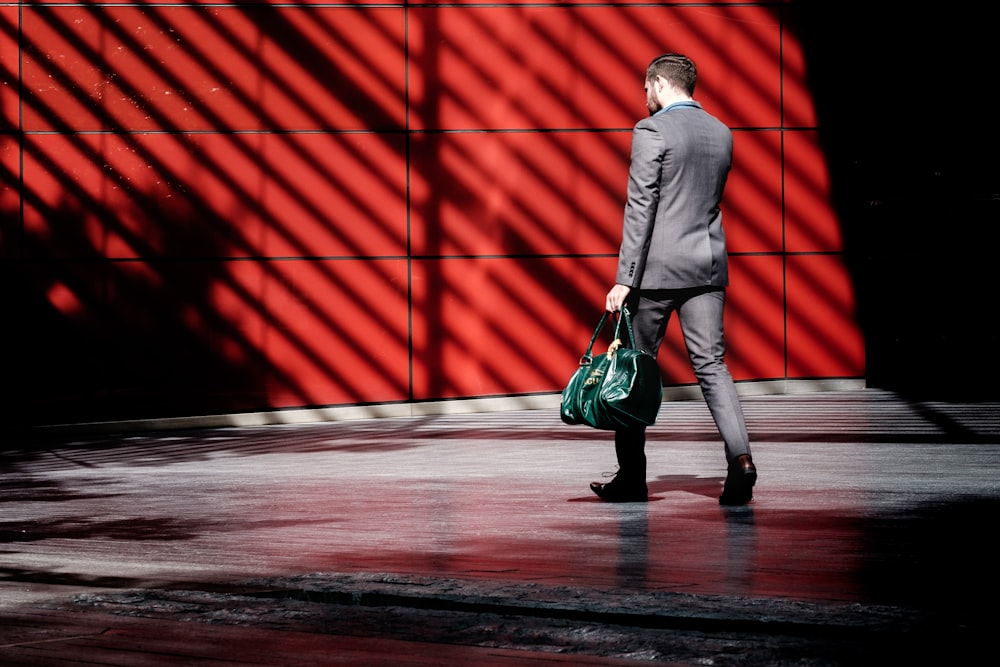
792, 4, 1000, 400
648, 473, 724, 500
859, 496, 1000, 635
14, 197, 267, 425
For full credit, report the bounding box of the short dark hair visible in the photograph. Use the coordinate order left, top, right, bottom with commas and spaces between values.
646, 53, 697, 96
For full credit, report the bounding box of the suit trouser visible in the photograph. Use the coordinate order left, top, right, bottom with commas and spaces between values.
615, 286, 751, 480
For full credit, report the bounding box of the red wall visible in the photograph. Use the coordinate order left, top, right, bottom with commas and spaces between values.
0, 1, 864, 424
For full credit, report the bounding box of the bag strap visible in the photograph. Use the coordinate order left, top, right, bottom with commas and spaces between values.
582, 306, 638, 363
609, 305, 638, 352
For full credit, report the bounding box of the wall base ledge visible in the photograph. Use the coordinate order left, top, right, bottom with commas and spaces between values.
27, 379, 868, 437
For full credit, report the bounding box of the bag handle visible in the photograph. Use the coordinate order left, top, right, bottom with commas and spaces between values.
611, 305, 638, 353
580, 306, 638, 364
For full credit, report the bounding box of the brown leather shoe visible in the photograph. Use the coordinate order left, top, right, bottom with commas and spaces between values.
719, 454, 757, 505
590, 475, 648, 502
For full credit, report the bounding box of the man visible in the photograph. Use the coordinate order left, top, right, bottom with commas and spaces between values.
591, 53, 757, 505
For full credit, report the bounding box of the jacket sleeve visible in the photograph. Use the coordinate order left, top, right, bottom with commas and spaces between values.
615, 120, 663, 287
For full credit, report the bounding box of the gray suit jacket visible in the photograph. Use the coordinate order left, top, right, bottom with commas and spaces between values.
615, 101, 733, 290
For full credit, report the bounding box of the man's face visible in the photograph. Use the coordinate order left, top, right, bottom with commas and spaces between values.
644, 77, 661, 115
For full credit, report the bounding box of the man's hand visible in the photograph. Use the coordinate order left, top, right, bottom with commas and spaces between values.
605, 284, 631, 312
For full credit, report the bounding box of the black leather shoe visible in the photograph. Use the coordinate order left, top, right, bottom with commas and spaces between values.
590, 476, 648, 502
719, 454, 757, 506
